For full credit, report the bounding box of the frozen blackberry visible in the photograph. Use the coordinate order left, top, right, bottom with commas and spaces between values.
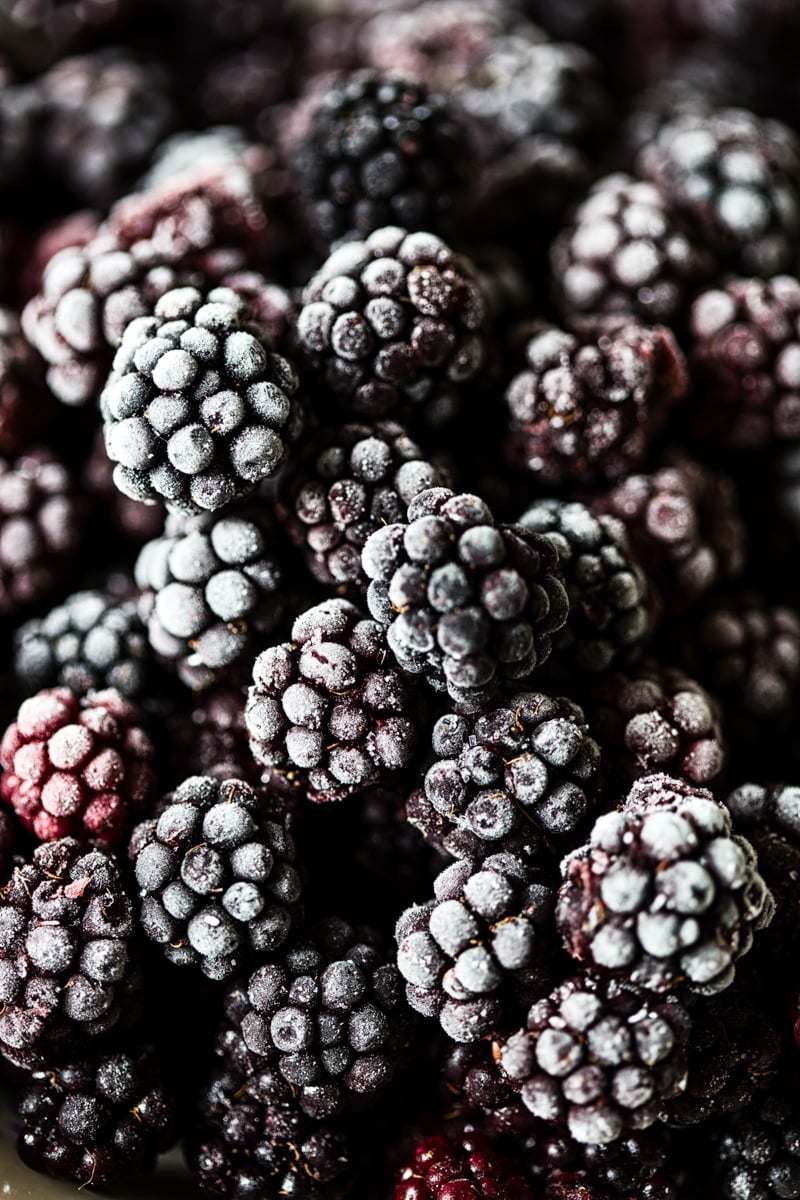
277, 421, 443, 591
713, 1091, 800, 1200
724, 783, 800, 928
187, 1059, 353, 1198
295, 226, 488, 419
456, 33, 610, 150
221, 916, 411, 1118
519, 499, 651, 673
638, 108, 800, 276
689, 275, 800, 451
17, 1043, 176, 1189
0, 307, 54, 457
557, 773, 774, 995
21, 230, 203, 409
0, 686, 156, 846
662, 975, 782, 1126
408, 692, 602, 860
594, 452, 746, 618
15, 590, 151, 700
588, 661, 726, 792
680, 593, 800, 729
360, 0, 525, 92
505, 322, 688, 487
551, 174, 712, 326
499, 973, 689, 1144
39, 50, 175, 205
292, 70, 468, 246
395, 1128, 537, 1199
363, 487, 569, 712
165, 688, 254, 787
134, 506, 286, 689
101, 284, 300, 514
130, 775, 302, 981
395, 852, 556, 1043
0, 447, 83, 614
0, 838, 141, 1070
245, 598, 417, 802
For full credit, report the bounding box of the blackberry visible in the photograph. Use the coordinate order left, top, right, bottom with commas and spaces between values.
408, 692, 602, 860
21, 230, 204, 409
588, 661, 726, 792
277, 420, 443, 591
362, 487, 569, 712
134, 506, 286, 689
724, 782, 800, 927
551, 173, 712, 327
529, 1123, 688, 1200
17, 1043, 176, 1189
519, 498, 651, 674
395, 852, 556, 1043
360, 0, 524, 93
165, 688, 254, 786
689, 275, 800, 451
504, 322, 688, 487
0, 307, 54, 457
295, 227, 488, 419
662, 975, 782, 1126
101, 284, 301, 514
0, 686, 156, 846
0, 447, 83, 614
680, 593, 800, 730
40, 50, 175, 205
395, 1128, 537, 1199
130, 775, 302, 980
245, 599, 418, 802
638, 107, 800, 276
15, 590, 151, 700
557, 773, 774, 995
187, 1059, 353, 1198
221, 916, 411, 1118
456, 33, 610, 150
0, 838, 141, 1070
594, 452, 745, 617
499, 973, 689, 1144
713, 1091, 800, 1200
292, 70, 468, 246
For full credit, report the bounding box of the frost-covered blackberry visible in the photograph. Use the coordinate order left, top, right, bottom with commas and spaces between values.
277, 421, 443, 590
557, 774, 774, 995
588, 661, 726, 792
519, 499, 651, 673
638, 107, 800, 276
293, 70, 468, 245
551, 173, 711, 326
407, 692, 602, 860
130, 776, 302, 981
15, 590, 150, 700
134, 507, 285, 689
295, 227, 488, 420
505, 322, 688, 487
0, 838, 141, 1070
221, 917, 411, 1118
245, 599, 417, 802
363, 487, 569, 712
100, 285, 300, 514
499, 974, 689, 1144
396, 853, 556, 1043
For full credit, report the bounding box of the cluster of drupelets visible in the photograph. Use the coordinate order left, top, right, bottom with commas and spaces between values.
2, 0, 800, 1198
